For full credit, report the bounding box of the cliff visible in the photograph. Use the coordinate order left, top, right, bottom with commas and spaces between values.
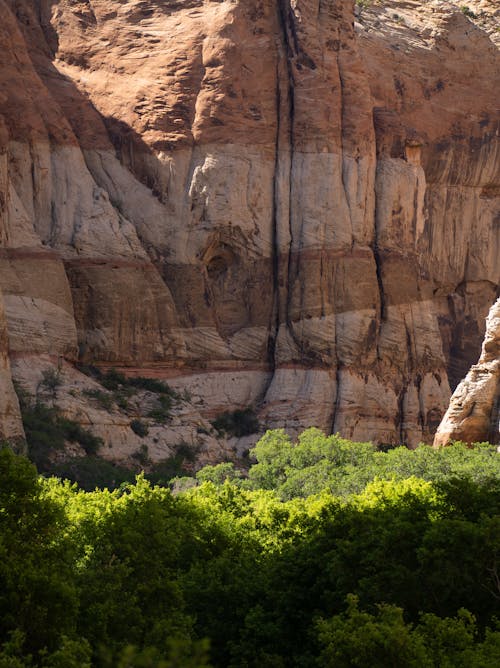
0, 0, 498, 461
435, 296, 500, 445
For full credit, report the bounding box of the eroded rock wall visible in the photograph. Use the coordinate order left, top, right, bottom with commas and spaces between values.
435, 297, 500, 445
0, 0, 498, 455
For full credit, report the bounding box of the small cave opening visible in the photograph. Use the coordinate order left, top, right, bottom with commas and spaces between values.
207, 254, 229, 280
204, 245, 237, 282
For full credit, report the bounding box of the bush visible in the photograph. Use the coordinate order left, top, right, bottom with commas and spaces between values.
83, 389, 114, 411
39, 368, 62, 398
100, 368, 129, 391
58, 418, 103, 456
90, 368, 182, 400
15, 387, 103, 469
196, 463, 238, 485
77, 368, 187, 417
128, 376, 180, 398
356, 0, 372, 17
132, 444, 150, 467
147, 408, 171, 424
146, 444, 197, 485
130, 419, 149, 437
47, 456, 135, 491
460, 5, 476, 19
211, 408, 259, 438
146, 458, 188, 486
148, 395, 173, 423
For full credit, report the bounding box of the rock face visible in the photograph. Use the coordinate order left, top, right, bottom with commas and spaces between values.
434, 297, 500, 446
0, 0, 498, 457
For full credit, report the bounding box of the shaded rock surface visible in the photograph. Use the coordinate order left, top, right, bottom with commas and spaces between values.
0, 0, 498, 461
434, 297, 500, 446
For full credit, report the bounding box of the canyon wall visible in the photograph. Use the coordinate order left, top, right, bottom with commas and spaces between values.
435, 296, 500, 446
0, 0, 498, 458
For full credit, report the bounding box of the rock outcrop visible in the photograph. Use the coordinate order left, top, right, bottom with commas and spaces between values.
434, 297, 500, 445
0, 0, 498, 459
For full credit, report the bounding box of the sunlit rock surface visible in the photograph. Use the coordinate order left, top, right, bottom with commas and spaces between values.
0, 0, 498, 458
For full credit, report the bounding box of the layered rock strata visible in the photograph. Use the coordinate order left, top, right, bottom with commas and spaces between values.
0, 0, 498, 458
434, 297, 500, 445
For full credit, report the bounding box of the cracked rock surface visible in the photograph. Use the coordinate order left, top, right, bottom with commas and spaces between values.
0, 0, 498, 457
435, 297, 500, 446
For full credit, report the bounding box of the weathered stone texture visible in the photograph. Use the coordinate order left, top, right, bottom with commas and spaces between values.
0, 0, 498, 454
434, 297, 500, 446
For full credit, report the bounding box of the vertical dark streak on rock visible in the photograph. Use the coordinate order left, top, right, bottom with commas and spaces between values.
415, 373, 424, 431
261, 0, 296, 400
277, 0, 299, 354
373, 245, 386, 323
267, 65, 281, 369
372, 167, 386, 329
337, 51, 354, 238
331, 360, 343, 436
412, 183, 418, 243
488, 391, 500, 445
397, 382, 406, 444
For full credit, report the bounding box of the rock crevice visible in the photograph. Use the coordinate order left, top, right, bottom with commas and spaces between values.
435, 297, 500, 445
0, 0, 498, 452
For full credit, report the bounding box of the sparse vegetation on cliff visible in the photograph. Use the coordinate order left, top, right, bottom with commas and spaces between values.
355, 0, 373, 17
211, 407, 259, 438
460, 5, 477, 19
77, 366, 188, 424
15, 384, 103, 471
130, 418, 149, 437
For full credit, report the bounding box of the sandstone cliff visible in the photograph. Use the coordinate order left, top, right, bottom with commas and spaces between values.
0, 0, 498, 462
435, 296, 500, 445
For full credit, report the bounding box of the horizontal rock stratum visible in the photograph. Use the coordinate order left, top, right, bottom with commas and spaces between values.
0, 0, 498, 454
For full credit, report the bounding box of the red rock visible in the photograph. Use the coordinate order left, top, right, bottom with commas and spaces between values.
0, 0, 498, 453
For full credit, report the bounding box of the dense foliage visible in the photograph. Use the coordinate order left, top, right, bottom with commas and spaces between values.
197, 428, 500, 499
1, 429, 499, 666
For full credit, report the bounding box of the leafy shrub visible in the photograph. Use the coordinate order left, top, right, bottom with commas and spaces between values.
460, 5, 476, 19
147, 461, 187, 486
39, 367, 62, 398
145, 444, 197, 486
148, 395, 173, 423
77, 368, 188, 418
128, 376, 180, 399
115, 395, 130, 411
147, 408, 171, 424
81, 366, 182, 399
47, 456, 135, 491
132, 444, 150, 467
15, 387, 103, 469
196, 462, 238, 485
211, 408, 259, 438
59, 419, 103, 456
175, 441, 197, 463
83, 388, 114, 411
99, 367, 129, 391
355, 0, 373, 17
130, 419, 149, 437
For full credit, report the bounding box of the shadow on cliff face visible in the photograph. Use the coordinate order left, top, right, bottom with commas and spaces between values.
439, 282, 500, 392
6, 0, 275, 363
4, 0, 499, 446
